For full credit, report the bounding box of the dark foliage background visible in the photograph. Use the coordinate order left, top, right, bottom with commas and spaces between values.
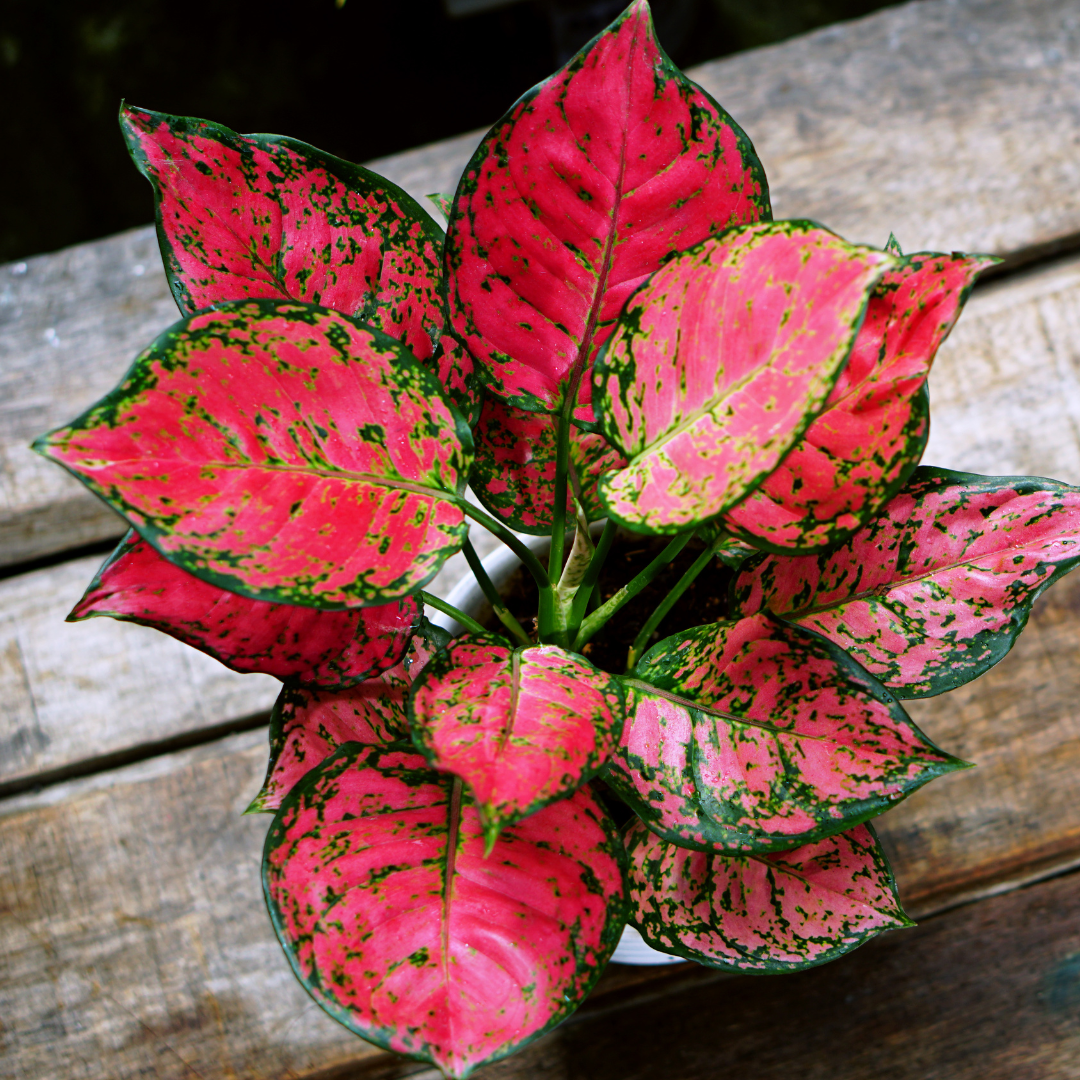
0, 0, 897, 263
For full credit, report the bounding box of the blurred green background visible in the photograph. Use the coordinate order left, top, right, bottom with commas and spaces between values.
0, 0, 898, 263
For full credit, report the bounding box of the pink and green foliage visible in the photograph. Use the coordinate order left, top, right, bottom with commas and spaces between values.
625, 819, 910, 970
606, 615, 961, 852
70, 530, 420, 688
732, 468, 1080, 696
35, 301, 472, 608
594, 222, 894, 533
249, 620, 448, 813
470, 398, 626, 533
409, 634, 625, 845
263, 742, 626, 1078
723, 250, 996, 552
445, 0, 769, 421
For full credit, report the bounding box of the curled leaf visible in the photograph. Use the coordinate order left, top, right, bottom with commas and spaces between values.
263, 743, 626, 1078
626, 818, 910, 971
732, 467, 1080, 696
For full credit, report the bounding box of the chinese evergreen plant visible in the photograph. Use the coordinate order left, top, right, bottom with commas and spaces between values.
33, 2, 1080, 1075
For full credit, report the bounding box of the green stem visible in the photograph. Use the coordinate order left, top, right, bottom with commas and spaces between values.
572, 531, 694, 651
418, 591, 489, 637
459, 500, 551, 594
568, 517, 617, 636
548, 407, 572, 585
626, 541, 717, 671
462, 538, 532, 647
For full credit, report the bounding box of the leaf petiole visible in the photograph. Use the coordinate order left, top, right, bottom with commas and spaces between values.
462, 538, 533, 646
418, 591, 491, 637
567, 517, 617, 637
548, 406, 572, 585
458, 499, 552, 595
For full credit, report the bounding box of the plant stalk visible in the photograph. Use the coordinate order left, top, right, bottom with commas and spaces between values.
567, 517, 618, 636
459, 499, 551, 595
418, 591, 490, 638
548, 502, 595, 647
462, 538, 533, 646
548, 406, 573, 586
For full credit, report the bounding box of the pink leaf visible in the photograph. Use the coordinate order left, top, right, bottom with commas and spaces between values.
605, 614, 962, 851
626, 818, 910, 971
446, 0, 769, 420
35, 301, 471, 608
594, 221, 894, 532
70, 530, 419, 687
249, 621, 447, 812
470, 397, 627, 533
724, 251, 995, 550
263, 744, 626, 1078
732, 467, 1080, 696
409, 635, 625, 845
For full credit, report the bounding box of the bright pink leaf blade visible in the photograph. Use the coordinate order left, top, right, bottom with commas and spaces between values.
732, 467, 1080, 696
263, 744, 626, 1077
626, 819, 909, 970
35, 301, 471, 608
595, 221, 894, 532
409, 635, 625, 842
70, 530, 419, 687
446, 0, 769, 419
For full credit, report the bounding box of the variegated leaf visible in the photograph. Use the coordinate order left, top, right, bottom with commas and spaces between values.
626, 818, 910, 971
409, 634, 625, 844
732, 467, 1080, 697
445, 0, 769, 421
249, 620, 448, 812
122, 105, 444, 363
594, 222, 894, 533
263, 743, 626, 1078
70, 530, 419, 687
470, 397, 626, 533
34, 301, 472, 608
605, 614, 962, 851
724, 251, 995, 551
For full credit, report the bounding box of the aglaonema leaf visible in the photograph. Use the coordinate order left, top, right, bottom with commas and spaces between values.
723, 251, 996, 551
34, 300, 472, 608
70, 530, 420, 688
469, 397, 626, 533
605, 614, 963, 852
445, 0, 769, 422
263, 743, 626, 1078
594, 222, 895, 533
248, 619, 448, 813
625, 818, 910, 971
121, 105, 445, 364
732, 467, 1080, 697
408, 635, 625, 846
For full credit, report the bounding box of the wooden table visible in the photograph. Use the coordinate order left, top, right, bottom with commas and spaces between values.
4, 1, 1080, 1076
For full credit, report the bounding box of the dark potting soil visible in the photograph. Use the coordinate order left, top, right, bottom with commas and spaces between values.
480, 534, 737, 676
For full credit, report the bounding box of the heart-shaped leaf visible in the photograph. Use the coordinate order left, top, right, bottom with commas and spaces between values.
469, 397, 627, 533
625, 818, 910, 971
70, 530, 420, 687
263, 743, 626, 1078
35, 300, 472, 608
732, 467, 1080, 697
445, 0, 769, 421
723, 251, 995, 551
249, 620, 448, 813
121, 105, 445, 363
409, 634, 625, 845
594, 222, 894, 533
605, 614, 962, 852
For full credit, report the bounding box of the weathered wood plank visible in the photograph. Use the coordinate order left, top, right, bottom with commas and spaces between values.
4, 0, 1080, 567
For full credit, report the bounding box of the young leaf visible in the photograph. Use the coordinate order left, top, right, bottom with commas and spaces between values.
409, 635, 625, 845
248, 620, 448, 812
594, 222, 894, 533
606, 614, 962, 852
625, 818, 910, 971
263, 743, 626, 1078
470, 397, 626, 533
445, 0, 769, 421
70, 530, 420, 688
35, 301, 472, 608
732, 467, 1080, 697
723, 251, 995, 551
121, 105, 445, 363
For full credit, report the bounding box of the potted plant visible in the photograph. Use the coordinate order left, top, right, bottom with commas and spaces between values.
32, 1, 1080, 1075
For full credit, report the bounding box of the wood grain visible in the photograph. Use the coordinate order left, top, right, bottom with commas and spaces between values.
4, 0, 1080, 567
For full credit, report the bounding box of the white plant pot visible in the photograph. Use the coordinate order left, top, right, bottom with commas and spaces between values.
431, 532, 687, 967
